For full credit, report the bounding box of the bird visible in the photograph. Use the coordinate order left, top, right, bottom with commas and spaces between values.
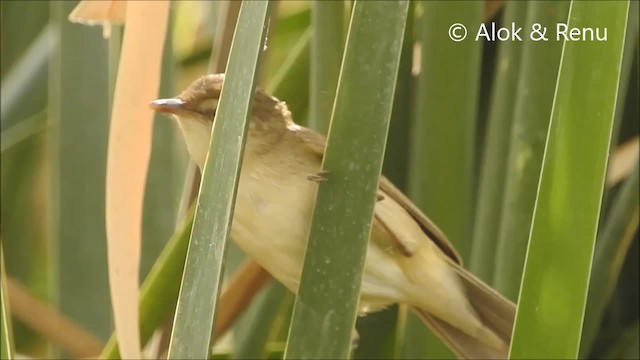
150, 73, 516, 359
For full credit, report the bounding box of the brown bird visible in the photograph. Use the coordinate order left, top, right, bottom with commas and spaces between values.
150, 74, 516, 359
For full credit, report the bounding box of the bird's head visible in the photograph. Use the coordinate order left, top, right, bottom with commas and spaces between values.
150, 73, 292, 169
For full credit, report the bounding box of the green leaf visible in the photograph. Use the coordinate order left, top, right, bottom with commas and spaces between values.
1, 247, 15, 360
405, 1, 482, 358
167, 2, 272, 358
581, 164, 638, 356
285, 2, 409, 358
382, 0, 414, 191
510, 1, 630, 358
410, 0, 482, 262
0, 111, 47, 153
309, 1, 345, 133
493, 0, 570, 300
49, 0, 112, 342
469, 1, 527, 282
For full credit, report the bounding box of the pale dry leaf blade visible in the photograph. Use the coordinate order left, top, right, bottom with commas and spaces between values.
104, 2, 170, 359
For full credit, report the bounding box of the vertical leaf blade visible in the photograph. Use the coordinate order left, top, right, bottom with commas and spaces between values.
309, 1, 345, 133
406, 2, 482, 358
49, 0, 112, 343
510, 1, 630, 358
1, 247, 15, 360
167, 2, 271, 358
285, 2, 409, 358
469, 1, 527, 282
493, 0, 570, 299
581, 164, 639, 356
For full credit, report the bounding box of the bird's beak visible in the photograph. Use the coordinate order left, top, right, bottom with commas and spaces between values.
149, 98, 187, 115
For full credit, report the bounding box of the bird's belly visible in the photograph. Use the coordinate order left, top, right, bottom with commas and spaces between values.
230, 166, 410, 312
230, 168, 315, 292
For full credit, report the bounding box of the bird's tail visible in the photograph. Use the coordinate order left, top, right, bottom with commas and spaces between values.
413, 261, 516, 359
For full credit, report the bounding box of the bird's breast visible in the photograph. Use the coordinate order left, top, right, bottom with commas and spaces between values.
230, 159, 319, 291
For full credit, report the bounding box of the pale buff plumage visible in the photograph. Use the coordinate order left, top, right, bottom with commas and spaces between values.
151, 74, 516, 359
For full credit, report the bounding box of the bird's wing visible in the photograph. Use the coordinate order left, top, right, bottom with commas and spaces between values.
292, 125, 462, 264
377, 178, 462, 264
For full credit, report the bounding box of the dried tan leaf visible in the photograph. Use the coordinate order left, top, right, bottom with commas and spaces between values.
607, 136, 639, 187
105, 2, 170, 359
7, 277, 103, 358
68, 0, 127, 38
485, 0, 504, 21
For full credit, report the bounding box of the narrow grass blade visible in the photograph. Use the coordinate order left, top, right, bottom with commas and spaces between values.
410, 0, 483, 262
406, 1, 482, 358
309, 1, 345, 133
382, 0, 414, 190
167, 2, 272, 358
510, 1, 630, 358
469, 1, 527, 282
0, 111, 47, 153
285, 2, 409, 358
493, 0, 570, 299
1, 247, 15, 360
0, 20, 53, 131
581, 163, 638, 356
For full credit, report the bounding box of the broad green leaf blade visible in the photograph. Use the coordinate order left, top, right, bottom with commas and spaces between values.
167, 2, 272, 358
469, 1, 527, 282
405, 1, 482, 358
510, 1, 630, 358
353, 5, 415, 354
581, 163, 638, 356
1, 247, 15, 360
493, 0, 570, 299
49, 0, 112, 342
309, 0, 345, 133
410, 0, 482, 262
382, 0, 414, 190
356, 4, 413, 353
285, 2, 409, 359
100, 207, 194, 360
